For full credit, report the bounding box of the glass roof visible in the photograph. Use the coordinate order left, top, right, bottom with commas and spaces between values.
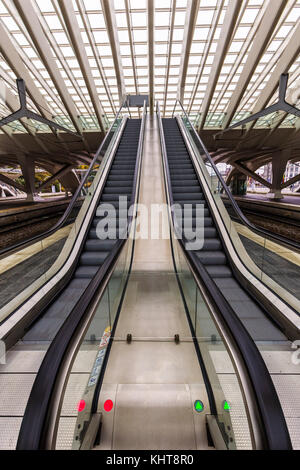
0, 0, 299, 134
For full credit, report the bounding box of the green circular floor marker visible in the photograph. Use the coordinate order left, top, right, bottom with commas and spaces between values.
222, 400, 231, 411
194, 400, 204, 413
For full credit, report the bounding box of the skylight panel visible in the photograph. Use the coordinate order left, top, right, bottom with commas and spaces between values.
131, 12, 147, 27
1, 16, 18, 31
133, 29, 148, 42
172, 28, 184, 40
174, 11, 186, 26
155, 11, 170, 27
118, 30, 129, 42
196, 9, 215, 25
36, 0, 55, 13
44, 15, 62, 30
155, 29, 169, 41
114, 0, 126, 9
52, 32, 68, 44
87, 13, 105, 28
83, 0, 102, 10
240, 8, 260, 24
130, 0, 147, 9
135, 44, 148, 55
193, 27, 210, 40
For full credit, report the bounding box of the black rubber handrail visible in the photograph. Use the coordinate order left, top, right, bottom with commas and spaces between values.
157, 102, 292, 450
0, 103, 126, 260
172, 100, 300, 252
17, 103, 147, 450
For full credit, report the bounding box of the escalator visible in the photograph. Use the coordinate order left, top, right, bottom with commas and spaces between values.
162, 118, 285, 342
13, 110, 295, 451
0, 115, 143, 449
160, 111, 299, 450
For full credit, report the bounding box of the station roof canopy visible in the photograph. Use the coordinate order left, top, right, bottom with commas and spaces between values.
0, 0, 299, 139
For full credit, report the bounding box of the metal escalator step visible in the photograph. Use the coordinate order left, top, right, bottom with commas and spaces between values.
170, 170, 196, 176
206, 265, 232, 278
111, 164, 136, 170
74, 266, 99, 279
79, 251, 109, 266
201, 238, 222, 250
101, 194, 131, 202
174, 200, 208, 207
195, 250, 227, 265
173, 209, 210, 218
109, 172, 135, 178
171, 180, 199, 186
106, 181, 133, 187
98, 200, 131, 208
172, 186, 202, 193
88, 228, 128, 239
113, 158, 137, 163
85, 239, 117, 251
92, 216, 128, 227
168, 165, 194, 169
173, 193, 203, 201
103, 187, 132, 194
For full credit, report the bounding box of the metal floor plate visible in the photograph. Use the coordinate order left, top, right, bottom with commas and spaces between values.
0, 417, 22, 450
97, 383, 210, 450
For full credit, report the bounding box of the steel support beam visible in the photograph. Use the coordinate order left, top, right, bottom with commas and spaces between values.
13, 0, 84, 136
222, 0, 287, 129
17, 154, 38, 201
163, 0, 176, 117
148, 0, 154, 115
233, 162, 272, 188
189, 0, 225, 116
0, 172, 25, 192
77, 0, 116, 115
101, 0, 125, 105
177, 0, 200, 103
37, 165, 75, 191
0, 79, 81, 137
58, 0, 106, 133
244, 22, 300, 133
281, 172, 300, 190
0, 21, 53, 121
198, 0, 242, 130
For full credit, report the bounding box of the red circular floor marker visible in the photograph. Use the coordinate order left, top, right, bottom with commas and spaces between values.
77, 399, 86, 412
104, 399, 114, 412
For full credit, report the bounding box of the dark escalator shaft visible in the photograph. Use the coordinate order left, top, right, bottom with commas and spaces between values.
76, 119, 141, 279
23, 119, 141, 342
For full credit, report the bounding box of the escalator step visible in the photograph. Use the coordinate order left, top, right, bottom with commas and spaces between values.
196, 251, 227, 265
206, 265, 232, 278
74, 266, 99, 279
173, 193, 204, 200
103, 187, 132, 194
80, 251, 109, 266
88, 228, 128, 239
92, 216, 128, 228
85, 239, 117, 251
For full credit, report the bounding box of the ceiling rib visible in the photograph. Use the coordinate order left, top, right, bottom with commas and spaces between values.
222, 0, 288, 129
58, 0, 106, 133
198, 0, 242, 130
177, 0, 200, 103
101, 0, 125, 106
13, 0, 83, 136
0, 20, 53, 121
148, 0, 154, 115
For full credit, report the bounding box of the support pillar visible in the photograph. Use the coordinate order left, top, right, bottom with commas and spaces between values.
268, 149, 290, 200
17, 155, 39, 202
